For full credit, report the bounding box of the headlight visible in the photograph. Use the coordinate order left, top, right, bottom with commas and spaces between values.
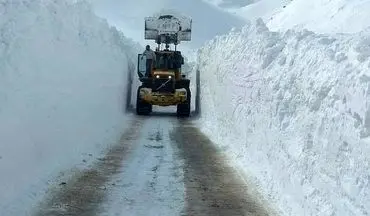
168, 75, 172, 79
156, 75, 160, 79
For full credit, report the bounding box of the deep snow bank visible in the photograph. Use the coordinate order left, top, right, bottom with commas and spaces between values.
0, 1, 138, 215
195, 19, 370, 216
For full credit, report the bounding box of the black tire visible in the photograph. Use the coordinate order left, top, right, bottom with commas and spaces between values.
177, 87, 191, 117
139, 77, 152, 88
176, 79, 190, 89
136, 86, 152, 115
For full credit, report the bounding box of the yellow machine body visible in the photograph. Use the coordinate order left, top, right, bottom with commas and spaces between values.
136, 14, 192, 115
139, 87, 188, 106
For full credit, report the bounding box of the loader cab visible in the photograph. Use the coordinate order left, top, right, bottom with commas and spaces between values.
154, 50, 184, 80
154, 51, 174, 70
137, 50, 184, 80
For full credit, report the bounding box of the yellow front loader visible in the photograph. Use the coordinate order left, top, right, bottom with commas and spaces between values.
136, 14, 192, 117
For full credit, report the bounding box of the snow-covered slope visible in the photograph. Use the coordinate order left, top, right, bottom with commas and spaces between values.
0, 1, 139, 215
201, 0, 290, 21
268, 0, 370, 34
204, 0, 370, 35
228, 0, 290, 21
195, 19, 370, 216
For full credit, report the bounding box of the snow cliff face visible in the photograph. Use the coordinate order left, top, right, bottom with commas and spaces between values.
0, 1, 137, 215
195, 19, 370, 216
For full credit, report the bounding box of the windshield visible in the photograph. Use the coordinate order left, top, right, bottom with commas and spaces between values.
154, 53, 176, 70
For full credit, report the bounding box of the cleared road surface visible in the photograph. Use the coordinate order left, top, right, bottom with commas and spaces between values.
32, 113, 274, 216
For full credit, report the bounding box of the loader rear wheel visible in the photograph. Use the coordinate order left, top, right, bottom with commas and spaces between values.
177, 87, 191, 117
136, 86, 152, 115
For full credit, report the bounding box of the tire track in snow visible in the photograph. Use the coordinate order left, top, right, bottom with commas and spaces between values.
172, 119, 272, 216
32, 117, 143, 216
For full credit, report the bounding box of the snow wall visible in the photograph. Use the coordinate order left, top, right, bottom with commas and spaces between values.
195, 19, 370, 216
0, 1, 140, 215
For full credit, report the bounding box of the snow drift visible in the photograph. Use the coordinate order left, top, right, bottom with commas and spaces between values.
0, 1, 140, 215
195, 19, 370, 216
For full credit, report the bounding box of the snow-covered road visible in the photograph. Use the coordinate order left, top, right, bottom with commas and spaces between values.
30, 113, 273, 216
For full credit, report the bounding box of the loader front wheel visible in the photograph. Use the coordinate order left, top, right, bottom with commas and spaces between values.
177, 87, 191, 117
136, 86, 152, 115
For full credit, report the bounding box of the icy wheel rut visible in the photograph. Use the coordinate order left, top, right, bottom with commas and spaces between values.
32, 118, 143, 216
172, 120, 271, 216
